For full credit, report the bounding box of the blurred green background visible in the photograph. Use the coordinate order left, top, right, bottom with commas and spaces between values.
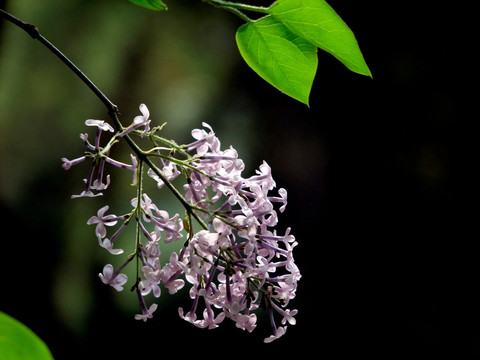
0, 0, 475, 358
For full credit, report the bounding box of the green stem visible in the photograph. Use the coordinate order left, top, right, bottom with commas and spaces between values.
134, 160, 144, 281
109, 112, 208, 230
203, 0, 270, 22
142, 150, 206, 175
144, 131, 190, 157
204, 0, 269, 14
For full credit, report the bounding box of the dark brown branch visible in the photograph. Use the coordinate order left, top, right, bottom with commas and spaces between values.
0, 9, 119, 115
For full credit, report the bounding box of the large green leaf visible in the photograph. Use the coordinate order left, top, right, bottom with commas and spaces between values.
128, 0, 168, 11
268, 0, 371, 77
0, 312, 53, 360
236, 16, 318, 105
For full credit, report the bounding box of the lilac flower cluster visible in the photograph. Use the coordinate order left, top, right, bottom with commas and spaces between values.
62, 104, 301, 342
176, 123, 300, 341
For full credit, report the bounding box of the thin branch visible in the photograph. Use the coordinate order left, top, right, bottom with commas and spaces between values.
1, 8, 207, 230
0, 9, 119, 115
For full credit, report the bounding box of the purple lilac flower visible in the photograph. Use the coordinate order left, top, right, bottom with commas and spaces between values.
118, 103, 151, 138
99, 264, 128, 292
147, 161, 180, 189
61, 156, 87, 170
134, 285, 158, 322
63, 106, 300, 342
87, 205, 119, 239
85, 119, 114, 132
62, 117, 139, 197
161, 123, 301, 341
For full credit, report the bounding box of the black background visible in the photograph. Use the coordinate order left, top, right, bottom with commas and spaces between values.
1, 0, 476, 358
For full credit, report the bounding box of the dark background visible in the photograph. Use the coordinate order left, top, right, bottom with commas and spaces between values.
1, 0, 475, 358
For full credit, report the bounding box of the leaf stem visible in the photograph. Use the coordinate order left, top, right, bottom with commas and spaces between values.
203, 0, 269, 22
204, 0, 269, 14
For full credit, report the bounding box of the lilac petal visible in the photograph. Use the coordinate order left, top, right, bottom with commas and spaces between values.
85, 119, 114, 132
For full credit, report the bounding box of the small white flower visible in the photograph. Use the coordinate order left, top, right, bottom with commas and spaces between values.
85, 119, 114, 132
135, 303, 158, 322
134, 103, 151, 137
99, 264, 128, 292
61, 156, 87, 170
87, 205, 118, 239
98, 238, 124, 255
264, 326, 287, 343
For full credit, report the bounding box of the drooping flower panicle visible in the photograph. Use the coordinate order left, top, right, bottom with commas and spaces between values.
62, 104, 301, 342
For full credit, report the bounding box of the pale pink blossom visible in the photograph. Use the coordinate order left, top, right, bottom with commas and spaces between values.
61, 156, 87, 170
135, 303, 158, 322
87, 205, 118, 239
98, 238, 124, 255
99, 264, 128, 292
64, 108, 300, 341
264, 326, 287, 343
85, 119, 114, 132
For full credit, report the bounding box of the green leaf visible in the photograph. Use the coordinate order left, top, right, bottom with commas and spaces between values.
268, 0, 371, 77
0, 312, 54, 360
236, 16, 318, 105
128, 0, 168, 11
